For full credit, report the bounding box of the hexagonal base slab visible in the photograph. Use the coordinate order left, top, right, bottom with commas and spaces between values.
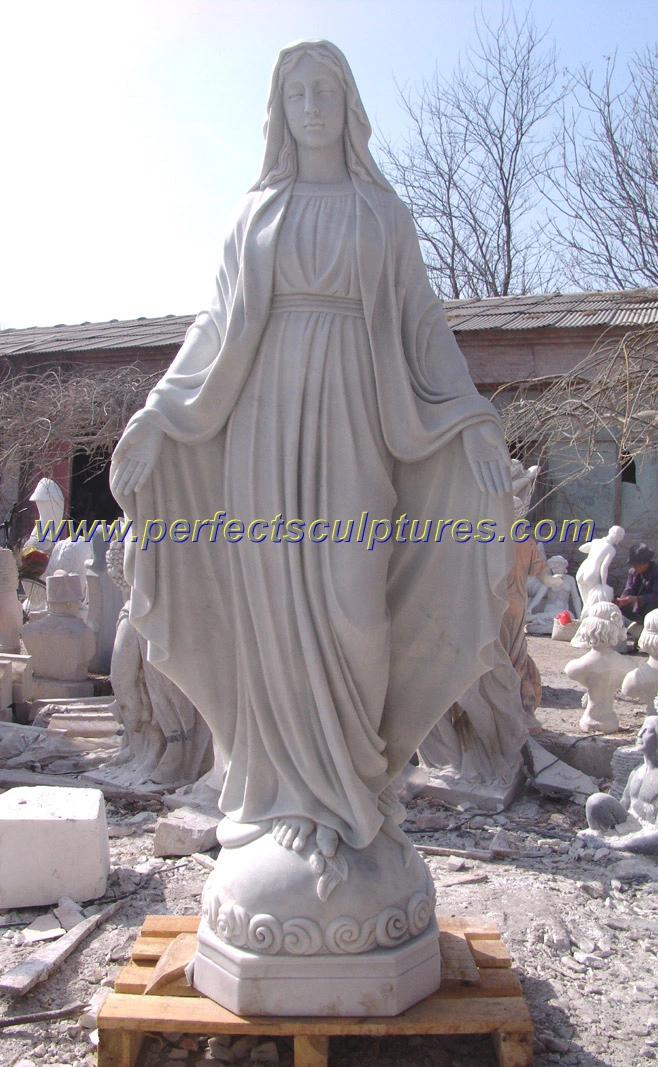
190, 917, 442, 1016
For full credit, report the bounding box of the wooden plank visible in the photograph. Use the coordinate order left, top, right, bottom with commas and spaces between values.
98, 1028, 145, 1067
0, 900, 123, 996
132, 936, 175, 962
294, 1034, 329, 1067
492, 1029, 534, 1067
470, 940, 512, 969
115, 963, 200, 998
437, 969, 522, 1000
438, 917, 501, 940
143, 933, 197, 995
99, 992, 533, 1037
439, 929, 481, 986
140, 915, 200, 937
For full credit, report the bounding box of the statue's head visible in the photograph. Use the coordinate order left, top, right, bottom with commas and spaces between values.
572, 600, 625, 649
547, 555, 568, 575
639, 609, 658, 657
637, 716, 658, 764
254, 40, 391, 190
607, 524, 625, 545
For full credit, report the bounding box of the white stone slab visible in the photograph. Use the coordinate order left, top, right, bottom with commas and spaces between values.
0, 786, 109, 908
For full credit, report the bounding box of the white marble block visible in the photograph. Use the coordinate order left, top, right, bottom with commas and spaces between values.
0, 786, 110, 907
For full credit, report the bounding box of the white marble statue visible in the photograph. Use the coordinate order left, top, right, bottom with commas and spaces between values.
565, 602, 632, 733
101, 538, 213, 789
621, 609, 658, 714
0, 548, 23, 654
22, 571, 95, 698
26, 478, 64, 554
576, 525, 625, 609
583, 716, 658, 854
110, 40, 513, 1016
526, 555, 582, 636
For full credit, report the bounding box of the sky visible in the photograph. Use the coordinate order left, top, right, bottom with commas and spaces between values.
0, 0, 656, 330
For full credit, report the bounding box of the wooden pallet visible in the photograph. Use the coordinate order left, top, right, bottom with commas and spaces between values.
97, 914, 533, 1067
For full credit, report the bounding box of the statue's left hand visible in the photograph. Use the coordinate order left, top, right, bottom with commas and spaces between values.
462, 423, 512, 496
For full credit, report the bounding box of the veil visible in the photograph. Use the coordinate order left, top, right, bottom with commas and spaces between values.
252, 39, 393, 191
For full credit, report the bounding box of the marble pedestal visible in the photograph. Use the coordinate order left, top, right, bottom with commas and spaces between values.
190, 822, 440, 1017
192, 918, 441, 1016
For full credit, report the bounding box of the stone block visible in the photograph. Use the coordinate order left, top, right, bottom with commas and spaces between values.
0, 661, 12, 711
153, 806, 219, 857
0, 786, 109, 908
0, 653, 33, 703
31, 678, 94, 699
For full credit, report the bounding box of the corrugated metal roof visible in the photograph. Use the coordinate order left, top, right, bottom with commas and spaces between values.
0, 314, 194, 356
2, 288, 658, 356
443, 288, 658, 331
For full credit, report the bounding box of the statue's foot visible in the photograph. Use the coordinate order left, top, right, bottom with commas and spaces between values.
271, 817, 340, 859
378, 783, 406, 825
316, 825, 339, 859
272, 816, 314, 853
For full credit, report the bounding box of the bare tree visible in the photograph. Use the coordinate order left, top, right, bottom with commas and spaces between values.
0, 360, 160, 479
555, 49, 658, 289
493, 323, 658, 502
379, 8, 565, 298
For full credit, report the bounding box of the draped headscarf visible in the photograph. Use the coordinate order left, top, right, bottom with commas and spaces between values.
252, 39, 393, 191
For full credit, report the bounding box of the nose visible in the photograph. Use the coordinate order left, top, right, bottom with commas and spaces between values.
304, 91, 319, 116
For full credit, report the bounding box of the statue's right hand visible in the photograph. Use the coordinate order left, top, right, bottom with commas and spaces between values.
110, 421, 164, 497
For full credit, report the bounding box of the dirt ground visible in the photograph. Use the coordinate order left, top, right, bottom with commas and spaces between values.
1, 634, 656, 1067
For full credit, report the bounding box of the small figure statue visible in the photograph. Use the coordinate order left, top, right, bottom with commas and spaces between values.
22, 571, 95, 698
576, 525, 625, 610
0, 548, 22, 653
565, 601, 632, 733
25, 478, 65, 555
584, 716, 658, 854
621, 609, 658, 714
526, 555, 582, 636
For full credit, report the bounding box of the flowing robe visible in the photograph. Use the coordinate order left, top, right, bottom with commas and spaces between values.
115, 176, 513, 849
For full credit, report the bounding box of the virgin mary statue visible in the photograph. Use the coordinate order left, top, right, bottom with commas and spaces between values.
111, 41, 513, 1014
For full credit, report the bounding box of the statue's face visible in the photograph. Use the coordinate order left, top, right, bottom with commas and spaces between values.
638, 720, 658, 762
283, 54, 346, 154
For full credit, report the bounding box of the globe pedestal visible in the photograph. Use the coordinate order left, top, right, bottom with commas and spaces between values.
188, 822, 441, 1016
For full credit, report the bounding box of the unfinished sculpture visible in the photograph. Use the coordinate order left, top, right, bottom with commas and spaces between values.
576, 525, 625, 609
98, 538, 213, 789
505, 477, 562, 730
22, 571, 95, 698
584, 716, 658, 854
526, 555, 582, 636
565, 602, 632, 733
0, 548, 22, 654
110, 40, 513, 1016
86, 531, 124, 672
621, 609, 658, 714
418, 646, 528, 812
419, 462, 556, 808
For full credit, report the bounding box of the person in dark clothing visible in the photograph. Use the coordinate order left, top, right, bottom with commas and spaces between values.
614, 545, 658, 643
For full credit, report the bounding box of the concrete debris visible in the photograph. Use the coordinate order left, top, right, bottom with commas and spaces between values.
153, 806, 219, 857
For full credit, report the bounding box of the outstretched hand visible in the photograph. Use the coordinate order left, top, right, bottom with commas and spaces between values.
110, 421, 164, 497
462, 422, 512, 496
